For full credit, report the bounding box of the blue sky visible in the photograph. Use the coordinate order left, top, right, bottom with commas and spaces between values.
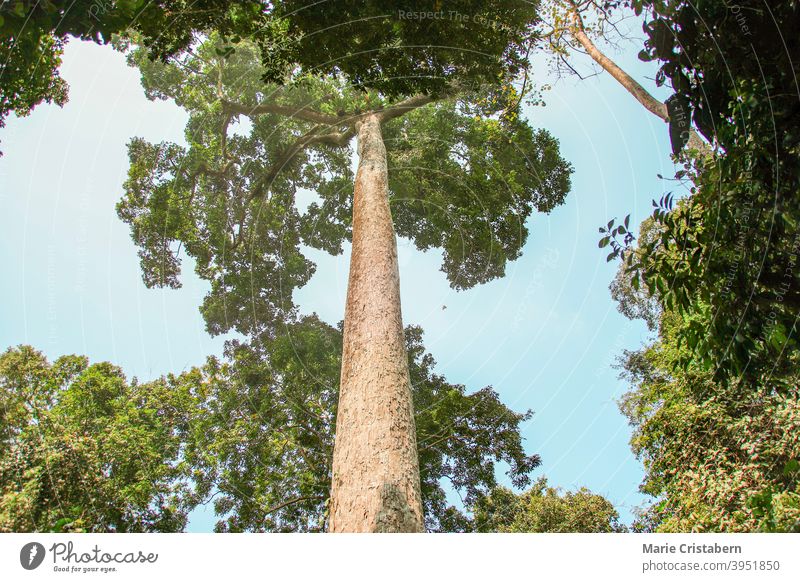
0, 26, 680, 531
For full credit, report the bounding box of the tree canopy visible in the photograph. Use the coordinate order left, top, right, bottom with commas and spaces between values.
0, 320, 543, 533
117, 35, 571, 339
0, 345, 200, 532
257, 1, 540, 97
464, 478, 626, 533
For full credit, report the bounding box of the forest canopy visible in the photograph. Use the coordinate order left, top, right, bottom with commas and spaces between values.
1, 0, 799, 534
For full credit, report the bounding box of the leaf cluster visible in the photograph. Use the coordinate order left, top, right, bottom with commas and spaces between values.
0, 345, 200, 532
606, 1, 800, 380
0, 1, 267, 151
263, 0, 541, 97
617, 307, 800, 532
466, 478, 626, 532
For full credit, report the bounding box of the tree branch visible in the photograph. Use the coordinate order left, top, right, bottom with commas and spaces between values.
222, 98, 341, 126
247, 125, 356, 203
263, 495, 326, 517
227, 91, 439, 206
566, 0, 710, 154
376, 93, 437, 123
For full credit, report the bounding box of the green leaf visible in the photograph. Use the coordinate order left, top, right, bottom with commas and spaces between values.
784, 460, 800, 476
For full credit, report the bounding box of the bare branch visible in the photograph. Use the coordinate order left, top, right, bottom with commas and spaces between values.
263, 495, 327, 518
222, 98, 341, 126
375, 93, 437, 124
565, 0, 710, 153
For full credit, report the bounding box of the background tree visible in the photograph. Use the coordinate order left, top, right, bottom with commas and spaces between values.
616, 301, 800, 532
0, 319, 543, 533
118, 25, 571, 532
524, 0, 708, 154
0, 345, 202, 532
0, 1, 272, 152
606, 0, 800, 381
465, 478, 626, 532
189, 317, 541, 532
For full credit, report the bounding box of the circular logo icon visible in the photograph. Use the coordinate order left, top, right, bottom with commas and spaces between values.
20, 542, 46, 570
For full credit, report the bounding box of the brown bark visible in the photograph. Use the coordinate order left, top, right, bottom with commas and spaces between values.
329, 113, 425, 532
567, 6, 709, 154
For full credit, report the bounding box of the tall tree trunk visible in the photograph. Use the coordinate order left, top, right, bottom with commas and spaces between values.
329, 113, 425, 533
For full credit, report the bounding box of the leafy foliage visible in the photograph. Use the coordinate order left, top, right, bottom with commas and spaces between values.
0, 345, 201, 532
0, 30, 68, 145
608, 217, 661, 331
0, 1, 267, 151
618, 308, 800, 532
466, 478, 626, 532
386, 103, 571, 289
0, 321, 541, 533
1, 0, 543, 135
190, 316, 541, 532
612, 221, 800, 532
118, 36, 571, 337
615, 0, 800, 381
262, 0, 541, 98
118, 39, 355, 336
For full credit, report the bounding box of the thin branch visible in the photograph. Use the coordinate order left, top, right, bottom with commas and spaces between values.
511, 44, 533, 111
418, 432, 469, 453
222, 98, 341, 126
559, 51, 592, 80
263, 495, 327, 517
246, 124, 356, 204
